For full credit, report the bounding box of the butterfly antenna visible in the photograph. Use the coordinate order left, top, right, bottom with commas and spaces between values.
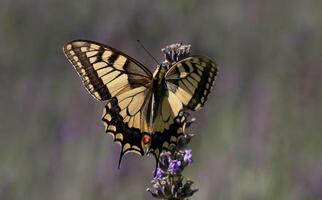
137, 40, 160, 65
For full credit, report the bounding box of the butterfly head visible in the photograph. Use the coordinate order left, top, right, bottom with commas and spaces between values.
162, 43, 191, 64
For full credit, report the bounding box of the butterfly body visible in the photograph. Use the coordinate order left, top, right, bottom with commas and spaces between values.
151, 65, 169, 121
63, 40, 218, 166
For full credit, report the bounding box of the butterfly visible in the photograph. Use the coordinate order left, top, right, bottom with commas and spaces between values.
63, 40, 218, 168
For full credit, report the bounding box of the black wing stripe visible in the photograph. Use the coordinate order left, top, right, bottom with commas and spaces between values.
107, 53, 119, 64
70, 48, 111, 100
187, 59, 217, 109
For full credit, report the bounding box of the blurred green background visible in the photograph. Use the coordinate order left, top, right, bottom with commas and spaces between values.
1, 0, 322, 199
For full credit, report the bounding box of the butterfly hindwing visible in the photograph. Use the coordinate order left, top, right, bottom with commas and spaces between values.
165, 56, 218, 110
102, 98, 145, 167
115, 86, 153, 133
148, 112, 188, 160
63, 40, 152, 101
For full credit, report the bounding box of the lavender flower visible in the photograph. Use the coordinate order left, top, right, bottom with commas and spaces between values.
154, 168, 165, 180
147, 111, 198, 200
159, 151, 171, 171
183, 149, 192, 165
168, 160, 182, 175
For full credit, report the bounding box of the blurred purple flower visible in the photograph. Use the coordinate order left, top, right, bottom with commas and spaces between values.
154, 168, 164, 180
183, 149, 192, 165
168, 160, 182, 175
163, 151, 171, 158
159, 151, 171, 171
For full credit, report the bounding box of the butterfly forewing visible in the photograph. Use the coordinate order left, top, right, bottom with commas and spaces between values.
165, 56, 218, 110
63, 40, 152, 101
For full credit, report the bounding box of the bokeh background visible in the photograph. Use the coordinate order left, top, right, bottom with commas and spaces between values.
1, 0, 322, 199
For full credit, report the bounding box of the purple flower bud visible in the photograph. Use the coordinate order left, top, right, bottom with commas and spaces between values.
153, 168, 164, 180
159, 151, 171, 171
163, 151, 171, 158
183, 149, 193, 165
168, 160, 182, 175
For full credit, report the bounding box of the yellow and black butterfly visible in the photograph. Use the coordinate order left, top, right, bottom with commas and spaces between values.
63, 40, 218, 167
